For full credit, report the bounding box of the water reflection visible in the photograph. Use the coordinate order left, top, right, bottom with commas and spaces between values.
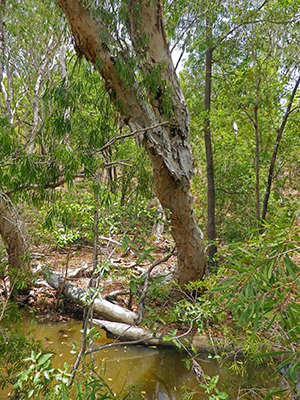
8, 317, 211, 399
1, 316, 281, 399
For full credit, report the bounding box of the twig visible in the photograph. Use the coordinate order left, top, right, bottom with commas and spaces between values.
98, 236, 121, 246
85, 335, 160, 355
68, 300, 94, 386
105, 289, 130, 301
69, 170, 102, 385
268, 247, 300, 259
206, 325, 221, 376
103, 159, 132, 168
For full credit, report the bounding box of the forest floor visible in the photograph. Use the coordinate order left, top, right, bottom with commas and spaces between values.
20, 235, 179, 327
1, 234, 299, 399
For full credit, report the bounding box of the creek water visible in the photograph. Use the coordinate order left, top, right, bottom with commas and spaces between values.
1, 316, 281, 399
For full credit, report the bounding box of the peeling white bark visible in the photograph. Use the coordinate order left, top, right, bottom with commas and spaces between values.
56, 0, 206, 283
0, 194, 29, 279
91, 319, 223, 353
45, 270, 138, 325
92, 319, 173, 346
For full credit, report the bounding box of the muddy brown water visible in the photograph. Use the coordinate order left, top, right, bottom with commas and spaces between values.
1, 316, 281, 399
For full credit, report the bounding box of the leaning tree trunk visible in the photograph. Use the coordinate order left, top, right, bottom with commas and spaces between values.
0, 195, 29, 288
56, 0, 206, 284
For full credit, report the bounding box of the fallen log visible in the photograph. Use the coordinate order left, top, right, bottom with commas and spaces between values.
67, 262, 93, 278
105, 289, 130, 301
44, 269, 138, 325
92, 319, 174, 347
91, 319, 232, 354
43, 269, 230, 353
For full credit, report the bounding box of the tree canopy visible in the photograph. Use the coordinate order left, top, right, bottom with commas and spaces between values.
0, 1, 299, 398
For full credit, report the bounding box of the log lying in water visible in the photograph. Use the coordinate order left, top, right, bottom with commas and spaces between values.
92, 319, 174, 347
91, 319, 230, 353
44, 270, 138, 325
43, 270, 226, 353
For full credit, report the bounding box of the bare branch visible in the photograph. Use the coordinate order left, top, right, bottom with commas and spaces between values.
104, 159, 132, 168
175, 47, 185, 71
93, 121, 169, 154
288, 106, 300, 115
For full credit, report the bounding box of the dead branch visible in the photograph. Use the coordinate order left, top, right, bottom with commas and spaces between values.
44, 269, 138, 324
105, 289, 130, 301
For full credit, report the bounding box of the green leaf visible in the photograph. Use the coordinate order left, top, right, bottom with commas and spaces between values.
44, 370, 50, 380
37, 353, 53, 366
284, 255, 299, 279
267, 261, 274, 280
33, 371, 41, 383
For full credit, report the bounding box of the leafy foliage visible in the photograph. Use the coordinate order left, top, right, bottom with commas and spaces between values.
0, 0, 299, 398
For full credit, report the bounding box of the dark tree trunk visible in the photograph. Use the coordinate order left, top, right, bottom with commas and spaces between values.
204, 29, 217, 261
254, 103, 261, 223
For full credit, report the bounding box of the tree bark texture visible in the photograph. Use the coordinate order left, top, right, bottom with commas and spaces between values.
0, 0, 4, 86
0, 195, 28, 277
45, 270, 138, 324
254, 103, 261, 222
0, 4, 28, 283
204, 44, 217, 260
56, 0, 206, 284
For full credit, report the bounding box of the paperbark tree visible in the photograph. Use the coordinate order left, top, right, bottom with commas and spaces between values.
0, 0, 63, 278
0, 1, 28, 281
56, 0, 206, 284
0, 195, 28, 287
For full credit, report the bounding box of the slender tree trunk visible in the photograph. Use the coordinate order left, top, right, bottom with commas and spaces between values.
261, 75, 300, 223
204, 44, 217, 260
92, 190, 99, 270
56, 0, 206, 284
0, 0, 6, 116
254, 104, 261, 223
0, 0, 4, 87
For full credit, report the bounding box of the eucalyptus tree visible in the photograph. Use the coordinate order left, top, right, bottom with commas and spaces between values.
0, 0, 70, 288
0, 0, 63, 281
173, 0, 299, 238
0, 0, 118, 288
54, 0, 206, 284
214, 12, 300, 228
165, 0, 272, 258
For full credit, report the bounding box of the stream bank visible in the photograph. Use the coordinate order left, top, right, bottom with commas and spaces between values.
1, 242, 298, 399
0, 314, 285, 400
